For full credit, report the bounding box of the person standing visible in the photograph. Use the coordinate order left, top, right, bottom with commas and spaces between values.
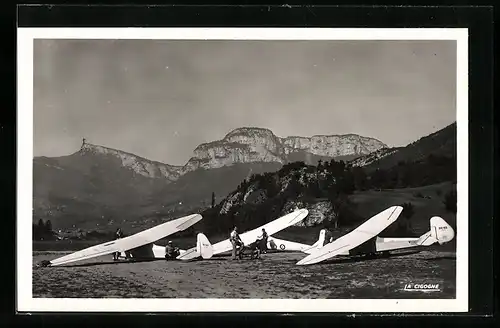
230, 227, 243, 260
325, 228, 334, 244
113, 228, 123, 260
257, 228, 269, 253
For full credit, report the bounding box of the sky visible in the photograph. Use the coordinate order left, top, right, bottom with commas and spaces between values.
33, 39, 456, 165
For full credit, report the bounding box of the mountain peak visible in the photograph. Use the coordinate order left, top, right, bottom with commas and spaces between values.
223, 127, 276, 139
77, 142, 183, 180
185, 127, 387, 172
79, 142, 120, 155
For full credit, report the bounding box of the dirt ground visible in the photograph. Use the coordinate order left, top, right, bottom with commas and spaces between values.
33, 250, 456, 299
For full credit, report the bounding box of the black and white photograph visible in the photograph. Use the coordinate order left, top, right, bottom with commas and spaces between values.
17, 28, 468, 312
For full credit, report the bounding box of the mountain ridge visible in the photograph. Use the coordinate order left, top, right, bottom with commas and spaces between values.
177, 126, 388, 172
35, 127, 388, 181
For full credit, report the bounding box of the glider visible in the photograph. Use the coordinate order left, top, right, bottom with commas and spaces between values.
43, 213, 203, 267
373, 216, 455, 252
297, 209, 455, 266
296, 206, 403, 265
177, 208, 309, 261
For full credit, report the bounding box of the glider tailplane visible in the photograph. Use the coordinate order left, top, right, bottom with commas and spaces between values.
416, 231, 437, 246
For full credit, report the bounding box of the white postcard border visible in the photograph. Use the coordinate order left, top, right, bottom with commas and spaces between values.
17, 27, 469, 313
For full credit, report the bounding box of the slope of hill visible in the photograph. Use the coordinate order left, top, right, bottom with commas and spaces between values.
33, 149, 172, 230
361, 122, 456, 171
350, 147, 401, 167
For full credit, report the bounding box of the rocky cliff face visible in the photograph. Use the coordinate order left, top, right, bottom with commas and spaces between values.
282, 134, 385, 158
79, 143, 183, 181
184, 127, 387, 171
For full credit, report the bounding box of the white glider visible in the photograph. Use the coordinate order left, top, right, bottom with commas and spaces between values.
296, 206, 403, 265
297, 210, 455, 266
177, 208, 309, 260
45, 213, 203, 267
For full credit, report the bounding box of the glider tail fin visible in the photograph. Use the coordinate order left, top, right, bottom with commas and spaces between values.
315, 229, 327, 248
417, 216, 455, 246
303, 229, 327, 253
196, 233, 214, 259
429, 216, 455, 245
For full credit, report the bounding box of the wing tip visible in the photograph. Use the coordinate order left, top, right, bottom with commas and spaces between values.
389, 205, 402, 211
296, 254, 313, 265
37, 260, 53, 267
187, 213, 203, 222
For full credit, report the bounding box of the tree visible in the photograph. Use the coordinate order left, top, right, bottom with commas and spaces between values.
399, 202, 415, 234
211, 192, 216, 208
339, 171, 355, 195
263, 173, 279, 198
402, 202, 415, 220
370, 168, 389, 189
45, 219, 53, 234
32, 223, 39, 240
352, 166, 368, 191
37, 218, 45, 231
330, 195, 361, 227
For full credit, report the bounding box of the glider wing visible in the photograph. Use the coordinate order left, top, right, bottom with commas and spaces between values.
49, 214, 202, 266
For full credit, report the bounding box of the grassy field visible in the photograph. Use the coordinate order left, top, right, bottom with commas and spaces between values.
33, 250, 455, 299
31, 182, 458, 299
349, 182, 456, 226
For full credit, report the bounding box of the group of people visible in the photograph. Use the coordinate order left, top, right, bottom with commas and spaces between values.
229, 226, 268, 260
112, 227, 180, 260
111, 225, 273, 262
